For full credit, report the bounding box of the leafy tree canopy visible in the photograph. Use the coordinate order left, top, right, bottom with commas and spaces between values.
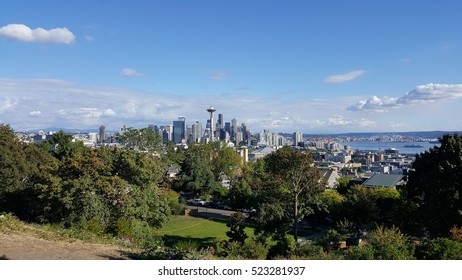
404, 134, 462, 237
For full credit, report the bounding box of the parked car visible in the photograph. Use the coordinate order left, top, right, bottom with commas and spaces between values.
188, 198, 206, 206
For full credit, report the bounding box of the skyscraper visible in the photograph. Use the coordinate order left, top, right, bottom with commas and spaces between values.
217, 113, 223, 130
294, 131, 303, 146
99, 125, 105, 144
173, 116, 186, 144
192, 121, 203, 143
231, 118, 237, 139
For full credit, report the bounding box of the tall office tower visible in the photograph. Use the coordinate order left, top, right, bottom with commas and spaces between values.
163, 125, 173, 142
224, 122, 231, 134
231, 118, 237, 139
217, 113, 223, 130
186, 125, 193, 143
99, 125, 106, 144
272, 133, 280, 147
173, 116, 186, 144
294, 131, 303, 146
192, 121, 203, 143
207, 106, 216, 142
241, 123, 249, 141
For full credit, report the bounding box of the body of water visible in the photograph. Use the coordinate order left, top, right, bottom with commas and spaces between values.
340, 141, 440, 155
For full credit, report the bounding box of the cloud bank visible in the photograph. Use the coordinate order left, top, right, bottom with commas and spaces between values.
348, 83, 462, 112
324, 70, 365, 84
0, 24, 75, 44
1, 78, 460, 133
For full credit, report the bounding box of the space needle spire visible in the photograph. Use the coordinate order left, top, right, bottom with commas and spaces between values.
207, 106, 216, 142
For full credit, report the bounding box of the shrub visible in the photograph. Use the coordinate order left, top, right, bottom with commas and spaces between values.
295, 242, 343, 260
416, 238, 462, 260
365, 225, 415, 260
225, 239, 269, 260
343, 245, 375, 260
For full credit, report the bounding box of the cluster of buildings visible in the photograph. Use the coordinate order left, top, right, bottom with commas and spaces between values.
16, 106, 420, 190
135, 107, 253, 146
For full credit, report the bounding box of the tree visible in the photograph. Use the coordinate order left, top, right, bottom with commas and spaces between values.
404, 134, 462, 237
226, 212, 248, 243
117, 127, 162, 153
416, 238, 462, 260
211, 142, 243, 180
173, 143, 220, 196
336, 176, 351, 194
340, 185, 400, 230
48, 130, 86, 160
258, 147, 324, 242
0, 124, 60, 221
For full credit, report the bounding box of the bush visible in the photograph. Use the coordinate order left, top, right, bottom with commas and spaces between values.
365, 225, 415, 260
295, 242, 343, 260
416, 238, 462, 260
268, 233, 297, 258
225, 239, 269, 260
343, 245, 375, 260
79, 217, 106, 236
141, 242, 216, 260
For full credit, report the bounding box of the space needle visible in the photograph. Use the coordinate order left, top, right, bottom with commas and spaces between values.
207, 106, 216, 142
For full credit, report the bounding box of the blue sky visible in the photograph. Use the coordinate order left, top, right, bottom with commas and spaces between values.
1, 0, 462, 133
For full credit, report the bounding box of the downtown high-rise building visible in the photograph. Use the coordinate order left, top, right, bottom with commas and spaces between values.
173, 116, 186, 144
99, 125, 106, 144
231, 118, 237, 138
192, 121, 203, 143
294, 131, 303, 146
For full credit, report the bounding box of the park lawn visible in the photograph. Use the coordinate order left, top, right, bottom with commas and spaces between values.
156, 215, 254, 248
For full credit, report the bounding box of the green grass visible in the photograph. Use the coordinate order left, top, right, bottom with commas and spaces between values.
157, 215, 254, 248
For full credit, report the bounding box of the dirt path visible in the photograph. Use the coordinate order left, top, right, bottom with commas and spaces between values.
0, 231, 139, 260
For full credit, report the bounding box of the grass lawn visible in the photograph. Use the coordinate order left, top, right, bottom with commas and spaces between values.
156, 215, 254, 248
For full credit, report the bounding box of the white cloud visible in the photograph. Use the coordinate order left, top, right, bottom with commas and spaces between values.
0, 24, 75, 44
120, 68, 144, 77
347, 96, 398, 112
29, 111, 42, 117
103, 109, 116, 116
397, 83, 462, 104
324, 70, 365, 84
348, 83, 462, 112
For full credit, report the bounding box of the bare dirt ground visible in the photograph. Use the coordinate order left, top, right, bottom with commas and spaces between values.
0, 231, 139, 260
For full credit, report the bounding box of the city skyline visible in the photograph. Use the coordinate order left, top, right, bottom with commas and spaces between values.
1, 1, 462, 133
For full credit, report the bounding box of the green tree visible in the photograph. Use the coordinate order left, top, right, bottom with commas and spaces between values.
416, 238, 462, 260
404, 134, 462, 237
365, 225, 414, 260
173, 143, 220, 196
48, 130, 86, 160
226, 212, 248, 244
256, 147, 324, 242
336, 176, 351, 194
211, 142, 242, 180
0, 124, 61, 221
340, 185, 400, 229
117, 127, 162, 153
